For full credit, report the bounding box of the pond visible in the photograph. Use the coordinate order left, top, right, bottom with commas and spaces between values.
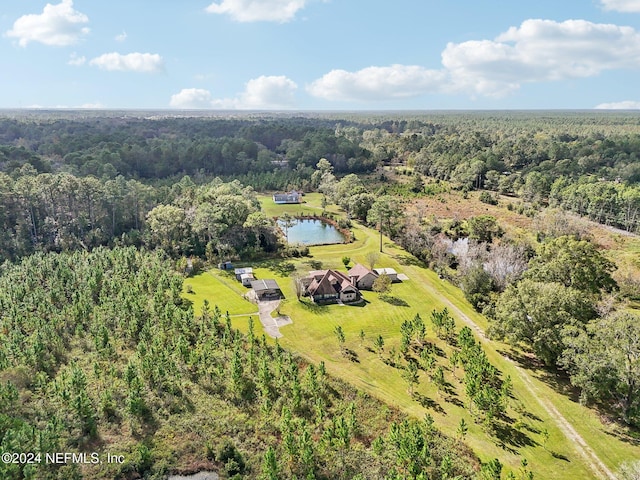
278, 218, 345, 245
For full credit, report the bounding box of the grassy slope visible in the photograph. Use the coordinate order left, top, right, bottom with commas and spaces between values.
182, 194, 640, 479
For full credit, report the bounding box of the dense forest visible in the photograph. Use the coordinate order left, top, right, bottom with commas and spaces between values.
1, 111, 639, 262
1, 110, 639, 479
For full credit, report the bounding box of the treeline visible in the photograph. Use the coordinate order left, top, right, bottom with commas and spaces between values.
0, 116, 375, 182
0, 170, 280, 263
2, 111, 639, 230
550, 177, 640, 232
0, 247, 479, 479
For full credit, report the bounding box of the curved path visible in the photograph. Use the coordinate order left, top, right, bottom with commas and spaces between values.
440, 296, 616, 480
256, 299, 292, 339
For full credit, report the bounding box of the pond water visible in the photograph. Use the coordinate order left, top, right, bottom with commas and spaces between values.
278, 218, 345, 245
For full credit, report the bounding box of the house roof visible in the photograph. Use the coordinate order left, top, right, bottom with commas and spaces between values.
307, 269, 354, 297
272, 191, 301, 202
348, 263, 377, 279
240, 273, 254, 279
235, 267, 253, 275
251, 279, 280, 292
374, 268, 397, 276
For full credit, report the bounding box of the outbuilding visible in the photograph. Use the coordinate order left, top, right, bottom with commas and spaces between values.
240, 273, 255, 287
373, 267, 398, 282
251, 279, 283, 300
234, 267, 254, 281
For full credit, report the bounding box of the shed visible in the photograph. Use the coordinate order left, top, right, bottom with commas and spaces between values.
234, 267, 254, 281
373, 267, 398, 282
218, 261, 233, 270
251, 279, 283, 300
240, 273, 255, 287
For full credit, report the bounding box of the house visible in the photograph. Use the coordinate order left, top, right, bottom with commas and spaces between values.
374, 267, 398, 282
272, 191, 302, 204
251, 279, 283, 300
218, 261, 233, 270
234, 267, 253, 281
348, 263, 379, 290
304, 269, 359, 303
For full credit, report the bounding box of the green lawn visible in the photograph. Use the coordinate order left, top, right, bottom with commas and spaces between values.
258, 192, 342, 218
182, 194, 639, 479
182, 269, 258, 317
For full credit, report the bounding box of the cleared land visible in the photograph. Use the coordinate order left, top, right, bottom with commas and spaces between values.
182, 194, 640, 479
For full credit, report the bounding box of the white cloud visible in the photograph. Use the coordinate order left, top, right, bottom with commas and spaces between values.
67, 52, 86, 66
308, 19, 640, 103
600, 0, 640, 12
307, 64, 446, 102
78, 102, 105, 109
595, 100, 640, 109
170, 88, 215, 109
442, 19, 640, 96
170, 75, 298, 109
205, 0, 307, 22
6, 0, 89, 47
235, 75, 298, 108
89, 53, 164, 73
115, 31, 127, 42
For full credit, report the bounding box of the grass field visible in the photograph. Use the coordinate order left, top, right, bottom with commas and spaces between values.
182, 194, 640, 479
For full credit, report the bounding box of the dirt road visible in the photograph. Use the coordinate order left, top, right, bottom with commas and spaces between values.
440, 297, 617, 480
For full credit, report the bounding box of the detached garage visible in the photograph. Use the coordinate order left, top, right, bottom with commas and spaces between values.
251, 279, 283, 300
374, 268, 398, 282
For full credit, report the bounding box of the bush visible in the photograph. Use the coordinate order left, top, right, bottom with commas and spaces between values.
217, 439, 246, 476
479, 191, 498, 205
338, 218, 352, 229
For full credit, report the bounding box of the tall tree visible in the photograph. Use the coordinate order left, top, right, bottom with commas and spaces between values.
523, 235, 617, 294
492, 279, 596, 366
561, 311, 640, 426
367, 195, 403, 252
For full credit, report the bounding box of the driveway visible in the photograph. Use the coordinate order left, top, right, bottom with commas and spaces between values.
257, 299, 292, 339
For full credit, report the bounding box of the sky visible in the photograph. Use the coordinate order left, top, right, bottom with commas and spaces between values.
1, 0, 640, 110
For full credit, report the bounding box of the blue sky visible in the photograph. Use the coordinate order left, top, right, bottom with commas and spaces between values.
1, 0, 640, 110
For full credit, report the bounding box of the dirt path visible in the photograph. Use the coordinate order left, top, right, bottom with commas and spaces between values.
439, 297, 616, 480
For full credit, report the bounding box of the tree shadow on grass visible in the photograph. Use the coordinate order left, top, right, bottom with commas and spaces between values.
550, 451, 570, 461
412, 392, 446, 414
345, 298, 369, 308
605, 428, 640, 447
264, 259, 296, 277
498, 348, 582, 403
394, 254, 427, 268
299, 298, 329, 313
444, 394, 464, 408
379, 294, 409, 307
491, 419, 539, 453
343, 348, 360, 363
304, 259, 323, 270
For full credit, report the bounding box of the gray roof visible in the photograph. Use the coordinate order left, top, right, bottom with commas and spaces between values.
251, 279, 280, 292
374, 268, 397, 275
234, 267, 253, 274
